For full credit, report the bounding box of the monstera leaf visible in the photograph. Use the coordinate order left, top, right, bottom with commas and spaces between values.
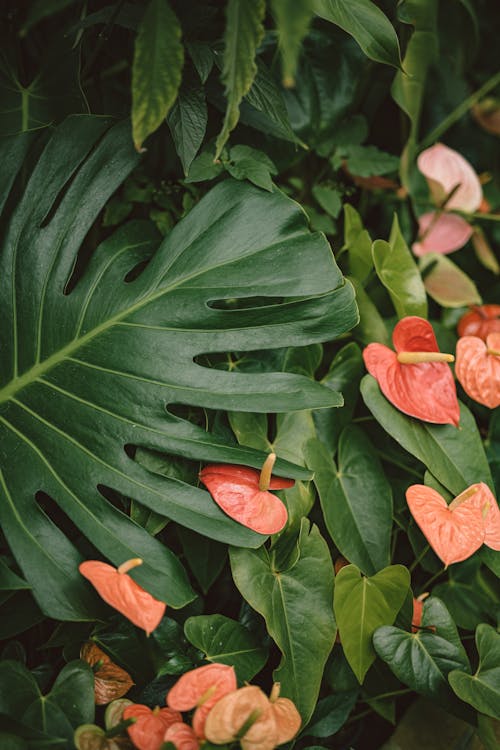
0, 116, 357, 621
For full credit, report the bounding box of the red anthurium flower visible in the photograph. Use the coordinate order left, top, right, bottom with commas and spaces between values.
457, 305, 500, 340
123, 705, 182, 750
406, 484, 490, 566
167, 663, 237, 739
199, 453, 294, 534
411, 594, 429, 632
363, 316, 459, 426
455, 333, 500, 409
79, 558, 166, 636
163, 722, 200, 750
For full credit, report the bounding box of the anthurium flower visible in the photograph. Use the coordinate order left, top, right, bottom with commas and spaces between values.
412, 212, 473, 256
455, 333, 500, 408
457, 305, 500, 340
411, 593, 430, 633
163, 722, 200, 750
406, 484, 493, 566
204, 683, 301, 750
122, 704, 182, 750
199, 453, 294, 534
363, 316, 459, 426
79, 558, 166, 635
80, 641, 134, 705
166, 663, 237, 739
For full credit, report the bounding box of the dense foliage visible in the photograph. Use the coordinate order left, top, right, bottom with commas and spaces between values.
0, 1, 499, 748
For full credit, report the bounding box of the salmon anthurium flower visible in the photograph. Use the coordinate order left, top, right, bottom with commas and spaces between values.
163, 722, 200, 749
79, 558, 166, 635
199, 453, 294, 534
457, 305, 500, 340
406, 483, 498, 566
455, 333, 500, 408
122, 704, 182, 750
80, 642, 134, 705
204, 683, 301, 750
363, 316, 459, 426
167, 663, 237, 739
412, 143, 482, 256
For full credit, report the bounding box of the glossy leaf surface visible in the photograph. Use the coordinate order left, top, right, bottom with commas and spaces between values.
449, 624, 500, 720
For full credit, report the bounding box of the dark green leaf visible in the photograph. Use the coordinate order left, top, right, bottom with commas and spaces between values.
312, 185, 342, 218
0, 591, 45, 639
449, 624, 500, 720
185, 148, 225, 183
344, 145, 399, 177
132, 0, 184, 149
302, 691, 357, 737
177, 527, 227, 594
349, 278, 390, 346
242, 62, 305, 144
0, 558, 30, 590
230, 519, 336, 722
20, 0, 78, 35
313, 0, 402, 68
343, 205, 373, 283
184, 614, 268, 682
334, 564, 410, 683
186, 42, 215, 84
167, 85, 207, 175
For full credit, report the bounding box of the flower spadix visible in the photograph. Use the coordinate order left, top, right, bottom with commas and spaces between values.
79, 558, 166, 635
458, 305, 500, 340
406, 483, 498, 566
166, 663, 237, 738
204, 683, 301, 750
199, 454, 294, 534
122, 704, 182, 750
363, 316, 459, 425
455, 333, 500, 408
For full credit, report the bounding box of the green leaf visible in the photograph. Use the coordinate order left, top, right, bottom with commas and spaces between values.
334, 564, 410, 683
167, 84, 207, 175
313, 0, 402, 69
372, 215, 427, 319
0, 558, 30, 591
177, 527, 227, 594
343, 205, 373, 283
19, 0, 79, 36
0, 591, 45, 639
186, 42, 215, 84
420, 253, 482, 307
343, 145, 399, 177
185, 148, 225, 183
0, 117, 358, 621
241, 62, 302, 145
361, 376, 494, 496
271, 0, 314, 86
184, 614, 268, 682
302, 691, 358, 738
230, 519, 336, 722
226, 145, 277, 191
312, 185, 342, 218
349, 278, 390, 346
306, 427, 393, 575
434, 559, 497, 631
228, 412, 270, 451
132, 0, 184, 150
215, 0, 266, 158
421, 597, 469, 668
373, 626, 472, 717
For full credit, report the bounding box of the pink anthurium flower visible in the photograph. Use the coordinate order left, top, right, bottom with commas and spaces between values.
199, 454, 294, 534
455, 333, 500, 409
79, 559, 166, 636
163, 722, 200, 750
363, 316, 460, 426
457, 305, 500, 340
122, 704, 182, 750
412, 143, 482, 256
406, 484, 490, 566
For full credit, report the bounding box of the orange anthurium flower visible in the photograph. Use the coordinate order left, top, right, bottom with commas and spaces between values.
122, 705, 182, 750
457, 305, 500, 340
406, 484, 491, 566
199, 454, 294, 534
363, 317, 459, 426
455, 333, 500, 409
163, 722, 200, 750
204, 683, 301, 750
79, 559, 166, 636
166, 663, 237, 739
80, 642, 134, 705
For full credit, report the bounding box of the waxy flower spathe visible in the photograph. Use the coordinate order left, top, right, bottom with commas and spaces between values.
455, 333, 500, 409
363, 316, 459, 426
79, 558, 166, 635
199, 453, 294, 534
458, 305, 500, 340
412, 143, 482, 257
122, 704, 182, 750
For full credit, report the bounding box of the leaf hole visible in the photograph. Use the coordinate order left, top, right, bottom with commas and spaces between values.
124, 258, 150, 283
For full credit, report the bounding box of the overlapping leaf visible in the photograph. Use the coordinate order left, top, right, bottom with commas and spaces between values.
0, 116, 357, 621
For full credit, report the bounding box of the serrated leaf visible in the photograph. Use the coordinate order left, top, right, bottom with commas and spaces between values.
230, 519, 336, 723
215, 0, 266, 158
334, 564, 410, 683
132, 0, 184, 150
167, 84, 207, 175
312, 185, 342, 218
271, 0, 314, 86
420, 253, 482, 307
344, 145, 399, 177
184, 614, 268, 682
449, 625, 500, 720
0, 117, 358, 621
313, 0, 402, 69
372, 215, 427, 319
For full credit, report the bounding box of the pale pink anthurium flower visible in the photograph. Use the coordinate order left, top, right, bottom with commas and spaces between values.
412, 143, 482, 257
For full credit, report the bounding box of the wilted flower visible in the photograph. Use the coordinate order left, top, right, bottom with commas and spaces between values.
455, 333, 500, 408
80, 642, 134, 705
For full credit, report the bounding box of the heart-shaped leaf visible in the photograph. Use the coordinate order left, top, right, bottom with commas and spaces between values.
449, 624, 500, 720
0, 117, 357, 621
333, 563, 410, 683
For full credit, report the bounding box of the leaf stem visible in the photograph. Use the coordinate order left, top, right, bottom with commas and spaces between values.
409, 543, 430, 573
418, 566, 446, 593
